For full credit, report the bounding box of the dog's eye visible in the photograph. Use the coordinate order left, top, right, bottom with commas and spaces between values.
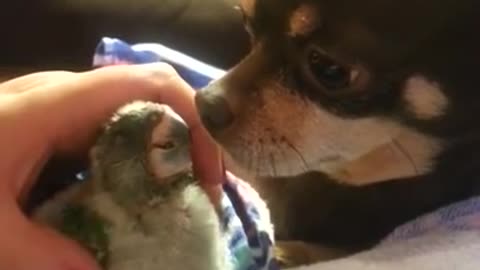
304, 47, 351, 94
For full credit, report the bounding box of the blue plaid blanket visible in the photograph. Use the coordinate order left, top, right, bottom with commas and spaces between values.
92, 37, 480, 267
93, 37, 226, 88
93, 37, 279, 270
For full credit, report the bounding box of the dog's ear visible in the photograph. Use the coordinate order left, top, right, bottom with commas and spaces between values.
287, 3, 320, 38
238, 0, 255, 18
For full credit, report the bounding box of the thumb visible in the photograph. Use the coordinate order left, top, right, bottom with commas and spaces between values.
0, 199, 99, 270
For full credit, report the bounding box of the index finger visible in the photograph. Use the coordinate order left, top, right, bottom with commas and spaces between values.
21, 63, 223, 190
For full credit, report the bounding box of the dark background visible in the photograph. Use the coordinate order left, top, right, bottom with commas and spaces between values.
0, 0, 249, 211
0, 0, 249, 72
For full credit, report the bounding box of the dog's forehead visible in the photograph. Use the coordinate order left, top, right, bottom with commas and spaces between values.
246, 0, 477, 75
249, 0, 466, 35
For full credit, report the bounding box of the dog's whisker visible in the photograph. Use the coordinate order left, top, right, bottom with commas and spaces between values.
259, 139, 267, 176
255, 142, 261, 177
392, 138, 419, 175
284, 139, 310, 171
247, 153, 254, 173
245, 148, 254, 173
241, 140, 254, 172
280, 147, 288, 174
269, 152, 278, 177
275, 141, 289, 176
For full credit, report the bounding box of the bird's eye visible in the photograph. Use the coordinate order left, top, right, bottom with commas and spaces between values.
154, 141, 176, 150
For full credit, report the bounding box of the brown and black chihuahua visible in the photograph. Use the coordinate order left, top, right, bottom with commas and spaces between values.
196, 0, 480, 268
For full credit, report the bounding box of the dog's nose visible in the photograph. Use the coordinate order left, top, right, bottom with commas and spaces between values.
195, 91, 234, 133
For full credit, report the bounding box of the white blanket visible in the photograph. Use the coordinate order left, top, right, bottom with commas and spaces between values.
295, 196, 480, 270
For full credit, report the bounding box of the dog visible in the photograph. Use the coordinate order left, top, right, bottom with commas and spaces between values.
195, 0, 480, 268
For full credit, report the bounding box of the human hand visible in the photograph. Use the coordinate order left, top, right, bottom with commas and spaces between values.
0, 63, 223, 270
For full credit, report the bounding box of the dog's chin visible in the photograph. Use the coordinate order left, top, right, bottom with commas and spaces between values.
221, 146, 341, 180
220, 127, 441, 186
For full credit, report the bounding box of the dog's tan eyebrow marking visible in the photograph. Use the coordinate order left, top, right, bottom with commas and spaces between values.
288, 4, 320, 37
239, 0, 255, 17
403, 76, 448, 120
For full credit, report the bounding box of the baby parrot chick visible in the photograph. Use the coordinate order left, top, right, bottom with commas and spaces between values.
33, 101, 232, 270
